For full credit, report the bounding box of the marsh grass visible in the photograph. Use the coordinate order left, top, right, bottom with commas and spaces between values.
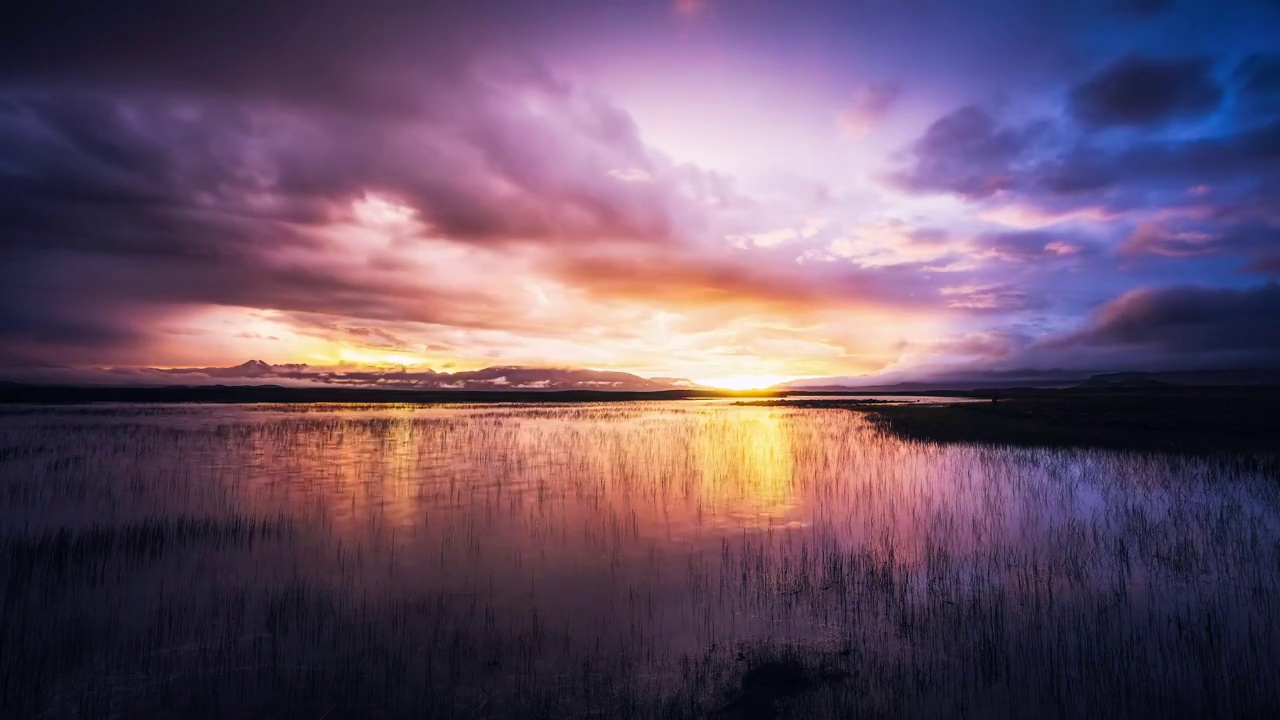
867, 394, 1280, 458
0, 402, 1278, 718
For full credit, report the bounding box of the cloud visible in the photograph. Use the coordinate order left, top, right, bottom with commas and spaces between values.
1246, 255, 1280, 275
0, 3, 730, 250
872, 283, 1280, 376
888, 106, 1049, 199
1118, 222, 1217, 257
1069, 55, 1223, 127
547, 245, 941, 315
4, 0, 1280, 383
939, 283, 1045, 312
892, 94, 1280, 251
978, 204, 1121, 229
971, 230, 1095, 263
1234, 52, 1280, 121
0, 65, 756, 365
1051, 119, 1280, 198
838, 84, 901, 139
0, 69, 947, 377
0, 1, 522, 114
1045, 284, 1280, 356
926, 330, 1031, 358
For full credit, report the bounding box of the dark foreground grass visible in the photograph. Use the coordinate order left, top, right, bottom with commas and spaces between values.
859, 389, 1280, 455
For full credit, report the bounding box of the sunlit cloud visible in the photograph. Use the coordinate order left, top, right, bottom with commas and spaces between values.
694, 374, 804, 390
979, 204, 1120, 229
2, 1, 1279, 385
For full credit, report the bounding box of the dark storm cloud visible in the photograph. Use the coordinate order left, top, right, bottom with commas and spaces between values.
1070, 55, 1223, 127
0, 1, 492, 112
1039, 119, 1280, 215
0, 96, 327, 256
0, 95, 352, 363
888, 49, 1274, 255
896, 101, 1280, 212
0, 106, 406, 358
0, 0, 695, 244
1245, 255, 1280, 274
1112, 0, 1175, 16
1235, 52, 1280, 120
0, 51, 741, 365
1047, 284, 1280, 354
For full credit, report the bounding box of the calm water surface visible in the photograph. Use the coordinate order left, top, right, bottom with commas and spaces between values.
1, 402, 1278, 718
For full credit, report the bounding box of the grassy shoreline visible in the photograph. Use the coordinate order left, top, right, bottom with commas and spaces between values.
856, 391, 1280, 454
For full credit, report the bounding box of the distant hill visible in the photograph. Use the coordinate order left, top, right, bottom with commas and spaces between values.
1074, 376, 1172, 389
1075, 369, 1280, 388
159, 359, 311, 379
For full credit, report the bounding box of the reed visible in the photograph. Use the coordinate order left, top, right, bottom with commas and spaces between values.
1, 401, 1277, 718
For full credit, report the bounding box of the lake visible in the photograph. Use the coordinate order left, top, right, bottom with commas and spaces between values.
2, 401, 1278, 718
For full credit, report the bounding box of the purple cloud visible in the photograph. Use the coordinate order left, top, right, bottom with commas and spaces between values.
1041, 284, 1280, 363
1234, 52, 1280, 121
1070, 55, 1223, 127
888, 106, 1047, 199
2, 0, 1280, 384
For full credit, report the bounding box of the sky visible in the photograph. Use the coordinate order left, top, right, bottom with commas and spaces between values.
1, 0, 1279, 389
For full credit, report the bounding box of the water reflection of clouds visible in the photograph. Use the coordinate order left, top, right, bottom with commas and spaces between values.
5, 402, 1280, 715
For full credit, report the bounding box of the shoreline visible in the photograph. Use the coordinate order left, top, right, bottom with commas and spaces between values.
5, 383, 1280, 456
856, 393, 1280, 455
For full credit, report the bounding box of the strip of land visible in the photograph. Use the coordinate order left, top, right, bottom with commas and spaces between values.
853, 389, 1280, 454
0, 383, 772, 404
4, 382, 1280, 455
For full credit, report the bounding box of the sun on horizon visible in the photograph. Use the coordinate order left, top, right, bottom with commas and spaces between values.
693, 374, 804, 391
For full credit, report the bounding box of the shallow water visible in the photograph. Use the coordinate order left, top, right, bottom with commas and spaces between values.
1, 402, 1278, 718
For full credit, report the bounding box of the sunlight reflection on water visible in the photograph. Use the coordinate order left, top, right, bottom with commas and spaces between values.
1, 401, 1278, 717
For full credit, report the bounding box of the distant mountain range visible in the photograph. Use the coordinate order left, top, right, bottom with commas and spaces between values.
154, 360, 698, 391
1072, 369, 1280, 388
